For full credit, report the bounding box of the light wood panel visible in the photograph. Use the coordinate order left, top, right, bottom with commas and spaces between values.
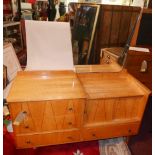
77, 71, 147, 99
7, 71, 86, 102
75, 64, 122, 73
83, 97, 142, 127
82, 121, 140, 141
7, 70, 150, 148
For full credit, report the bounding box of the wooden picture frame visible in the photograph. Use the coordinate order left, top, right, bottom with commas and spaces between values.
3, 43, 22, 82
70, 3, 100, 64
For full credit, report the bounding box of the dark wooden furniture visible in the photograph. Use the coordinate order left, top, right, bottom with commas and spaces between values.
126, 48, 152, 91
100, 47, 152, 91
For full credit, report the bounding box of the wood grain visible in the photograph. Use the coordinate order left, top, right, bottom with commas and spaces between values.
7, 71, 86, 102
8, 69, 150, 148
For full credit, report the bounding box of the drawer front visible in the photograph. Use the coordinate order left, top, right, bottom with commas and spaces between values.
54, 114, 82, 130
49, 99, 85, 116
83, 97, 143, 126
82, 122, 140, 141
15, 132, 59, 148
15, 130, 81, 148
59, 130, 81, 143
9, 99, 85, 134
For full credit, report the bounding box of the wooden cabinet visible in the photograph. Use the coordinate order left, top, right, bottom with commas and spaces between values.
77, 71, 150, 141
126, 49, 152, 90
7, 70, 150, 148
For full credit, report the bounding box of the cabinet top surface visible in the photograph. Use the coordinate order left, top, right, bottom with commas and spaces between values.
77, 71, 149, 99
7, 71, 87, 102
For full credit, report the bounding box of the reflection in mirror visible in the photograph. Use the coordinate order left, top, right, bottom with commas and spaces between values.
69, 3, 100, 65
69, 3, 141, 73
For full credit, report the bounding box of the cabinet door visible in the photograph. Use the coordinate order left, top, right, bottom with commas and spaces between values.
9, 99, 85, 134
83, 97, 142, 127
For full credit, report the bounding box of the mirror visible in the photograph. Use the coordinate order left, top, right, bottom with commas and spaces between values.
69, 3, 100, 65
70, 3, 141, 73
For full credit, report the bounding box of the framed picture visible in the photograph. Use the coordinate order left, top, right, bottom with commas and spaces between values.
3, 43, 22, 82
69, 3, 100, 64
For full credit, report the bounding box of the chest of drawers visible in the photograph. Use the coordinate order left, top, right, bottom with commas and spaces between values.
7, 70, 150, 148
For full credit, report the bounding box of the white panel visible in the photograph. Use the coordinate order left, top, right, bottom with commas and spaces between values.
25, 20, 74, 71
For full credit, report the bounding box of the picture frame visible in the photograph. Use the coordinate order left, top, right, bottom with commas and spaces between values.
3, 43, 22, 82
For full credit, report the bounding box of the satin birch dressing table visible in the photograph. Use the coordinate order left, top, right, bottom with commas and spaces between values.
7, 68, 150, 148
6, 20, 150, 149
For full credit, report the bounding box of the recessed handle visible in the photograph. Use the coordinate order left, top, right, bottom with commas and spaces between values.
68, 122, 72, 125
25, 125, 29, 129
67, 136, 73, 140
68, 108, 73, 111
140, 60, 147, 72
26, 141, 31, 144
92, 133, 96, 137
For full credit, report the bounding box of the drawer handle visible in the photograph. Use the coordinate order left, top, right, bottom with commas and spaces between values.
107, 55, 110, 59
92, 133, 96, 137
106, 60, 110, 64
25, 125, 29, 129
68, 108, 73, 111
140, 60, 147, 72
68, 122, 72, 125
26, 141, 31, 144
67, 136, 73, 140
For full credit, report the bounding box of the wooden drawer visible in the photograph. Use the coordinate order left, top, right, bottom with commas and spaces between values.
9, 99, 85, 134
53, 114, 83, 130
15, 130, 81, 148
15, 132, 59, 148
49, 99, 85, 116
11, 113, 83, 134
59, 130, 81, 143
82, 121, 140, 141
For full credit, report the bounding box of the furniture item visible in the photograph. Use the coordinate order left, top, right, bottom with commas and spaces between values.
100, 47, 152, 91
7, 69, 150, 148
71, 4, 100, 64
3, 22, 23, 54
3, 43, 22, 101
69, 3, 141, 64
126, 48, 152, 91
3, 43, 22, 82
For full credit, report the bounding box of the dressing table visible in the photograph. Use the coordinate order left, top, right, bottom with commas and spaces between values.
7, 67, 150, 148
6, 21, 150, 149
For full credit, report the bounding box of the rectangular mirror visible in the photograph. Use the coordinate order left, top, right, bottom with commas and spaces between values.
69, 3, 100, 65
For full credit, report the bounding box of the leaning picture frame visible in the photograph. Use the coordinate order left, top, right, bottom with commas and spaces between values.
3, 43, 22, 82
69, 3, 100, 64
